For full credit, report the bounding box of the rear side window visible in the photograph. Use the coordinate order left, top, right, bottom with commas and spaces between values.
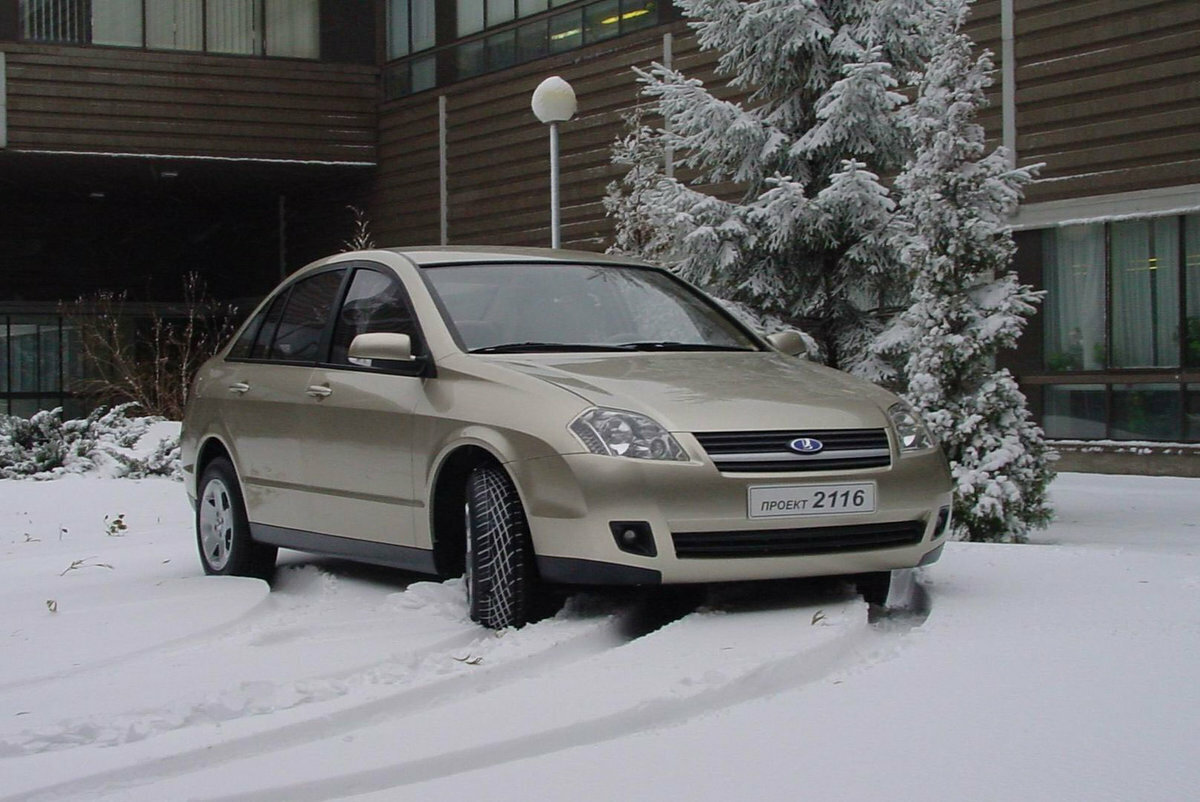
249, 294, 289, 360
329, 269, 420, 365
266, 270, 346, 363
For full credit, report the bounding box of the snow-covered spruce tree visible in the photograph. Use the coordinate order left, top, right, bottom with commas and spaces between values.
606, 0, 947, 370
876, 0, 1054, 542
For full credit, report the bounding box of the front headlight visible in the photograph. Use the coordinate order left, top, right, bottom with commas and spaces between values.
569, 408, 689, 461
887, 402, 935, 452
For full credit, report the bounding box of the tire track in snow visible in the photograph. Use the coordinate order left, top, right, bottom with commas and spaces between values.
0, 597, 639, 802
192, 597, 884, 802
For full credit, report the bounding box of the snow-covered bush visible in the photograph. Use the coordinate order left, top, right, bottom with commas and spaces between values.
0, 404, 180, 480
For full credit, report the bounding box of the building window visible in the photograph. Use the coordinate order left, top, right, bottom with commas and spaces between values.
0, 315, 85, 419
388, 0, 436, 59
1110, 218, 1179, 368
1043, 384, 1106, 439
19, 0, 318, 59
1044, 214, 1197, 373
386, 0, 665, 99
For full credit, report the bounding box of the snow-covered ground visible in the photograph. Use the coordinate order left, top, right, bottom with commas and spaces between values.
1, 469, 1197, 801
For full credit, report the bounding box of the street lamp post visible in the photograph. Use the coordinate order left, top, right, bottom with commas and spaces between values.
531, 76, 577, 249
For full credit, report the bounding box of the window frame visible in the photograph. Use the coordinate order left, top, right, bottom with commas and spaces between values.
226, 263, 431, 377
17, 0, 321, 60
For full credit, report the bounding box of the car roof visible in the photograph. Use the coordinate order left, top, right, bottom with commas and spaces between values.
381, 246, 658, 269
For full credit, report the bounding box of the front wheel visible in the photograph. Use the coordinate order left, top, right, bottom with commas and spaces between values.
464, 464, 538, 629
196, 457, 277, 580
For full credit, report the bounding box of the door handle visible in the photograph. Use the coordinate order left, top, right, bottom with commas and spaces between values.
306, 384, 333, 399
228, 382, 250, 395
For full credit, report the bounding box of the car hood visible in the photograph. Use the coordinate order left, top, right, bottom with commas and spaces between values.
494, 351, 895, 432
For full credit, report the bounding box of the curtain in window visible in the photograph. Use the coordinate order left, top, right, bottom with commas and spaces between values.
487, 0, 515, 27
458, 0, 484, 36
1044, 224, 1106, 371
146, 0, 203, 50
1111, 218, 1179, 368
265, 0, 317, 58
20, 0, 88, 43
388, 0, 410, 59
92, 0, 143, 46
207, 0, 261, 55
518, 0, 548, 16
411, 0, 436, 51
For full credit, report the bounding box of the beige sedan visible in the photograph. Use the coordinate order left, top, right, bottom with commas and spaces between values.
181, 247, 953, 629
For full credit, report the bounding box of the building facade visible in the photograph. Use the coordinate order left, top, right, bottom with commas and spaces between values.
2, 0, 1198, 470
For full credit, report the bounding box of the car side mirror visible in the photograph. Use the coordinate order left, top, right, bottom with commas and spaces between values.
766, 329, 809, 358
348, 332, 415, 363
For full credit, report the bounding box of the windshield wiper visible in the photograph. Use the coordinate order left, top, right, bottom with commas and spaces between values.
470, 342, 628, 354
614, 341, 755, 352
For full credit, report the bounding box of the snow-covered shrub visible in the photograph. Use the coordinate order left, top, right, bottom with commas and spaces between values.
0, 404, 180, 480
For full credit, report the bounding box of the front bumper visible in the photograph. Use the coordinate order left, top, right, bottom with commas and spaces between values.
507, 442, 954, 586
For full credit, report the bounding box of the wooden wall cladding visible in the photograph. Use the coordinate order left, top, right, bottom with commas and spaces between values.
3, 43, 377, 163
372, 21, 717, 252
1014, 0, 1200, 202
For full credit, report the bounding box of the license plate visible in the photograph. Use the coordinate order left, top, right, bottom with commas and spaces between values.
748, 482, 876, 519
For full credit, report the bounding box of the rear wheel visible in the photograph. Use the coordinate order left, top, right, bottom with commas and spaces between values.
196, 457, 277, 580
464, 464, 537, 629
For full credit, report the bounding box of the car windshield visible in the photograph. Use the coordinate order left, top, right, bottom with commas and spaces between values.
422, 262, 762, 354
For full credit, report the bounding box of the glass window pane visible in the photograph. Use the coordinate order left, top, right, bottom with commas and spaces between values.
620, 0, 657, 32
1043, 384, 1106, 439
0, 318, 7, 394
8, 320, 42, 394
486, 29, 516, 71
39, 324, 61, 393
1043, 224, 1106, 371
1185, 214, 1200, 368
457, 40, 486, 79
1187, 384, 1200, 442
518, 0, 548, 17
207, 0, 262, 55
411, 54, 437, 92
229, 307, 267, 359
20, 0, 88, 43
92, 0, 144, 46
549, 9, 581, 52
265, 0, 317, 58
387, 0, 410, 59
458, 0, 485, 36
1111, 217, 1180, 368
383, 61, 410, 99
411, 0, 436, 51
251, 293, 288, 359
330, 270, 418, 365
268, 270, 345, 363
487, 0, 515, 27
146, 0, 203, 50
516, 19, 548, 62
584, 0, 620, 43
1111, 383, 1181, 441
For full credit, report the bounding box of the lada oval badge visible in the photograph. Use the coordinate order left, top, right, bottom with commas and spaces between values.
789, 437, 824, 454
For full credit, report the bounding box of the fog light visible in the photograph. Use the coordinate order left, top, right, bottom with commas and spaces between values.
933, 506, 951, 538
610, 521, 657, 557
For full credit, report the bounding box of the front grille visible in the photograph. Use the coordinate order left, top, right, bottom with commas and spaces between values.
693, 428, 891, 473
672, 520, 924, 559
